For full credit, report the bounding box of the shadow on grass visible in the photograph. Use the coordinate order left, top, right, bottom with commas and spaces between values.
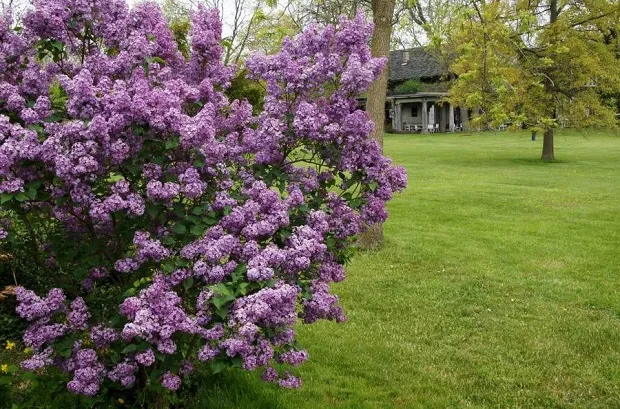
355, 236, 399, 255
510, 158, 569, 165
444, 157, 571, 168
178, 369, 283, 409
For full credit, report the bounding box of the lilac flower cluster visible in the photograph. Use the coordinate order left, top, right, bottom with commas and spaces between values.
120, 274, 200, 354
4, 0, 406, 397
66, 349, 105, 397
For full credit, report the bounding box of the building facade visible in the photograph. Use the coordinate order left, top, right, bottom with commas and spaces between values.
386, 48, 469, 133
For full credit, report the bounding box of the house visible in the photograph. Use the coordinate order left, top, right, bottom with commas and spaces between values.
386, 48, 469, 133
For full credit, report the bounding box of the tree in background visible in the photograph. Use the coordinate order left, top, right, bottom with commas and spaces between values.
285, 0, 370, 27
243, 8, 298, 55
392, 0, 462, 48
447, 0, 620, 160
164, 0, 279, 64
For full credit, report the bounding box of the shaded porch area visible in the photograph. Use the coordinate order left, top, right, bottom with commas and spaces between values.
389, 93, 469, 133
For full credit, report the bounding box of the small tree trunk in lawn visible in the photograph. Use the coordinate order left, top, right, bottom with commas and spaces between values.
531, 131, 537, 141
540, 0, 558, 162
542, 128, 554, 160
358, 0, 396, 250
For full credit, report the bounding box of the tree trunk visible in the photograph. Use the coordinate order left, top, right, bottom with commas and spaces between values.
460, 107, 470, 131
531, 131, 537, 141
358, 0, 396, 250
540, 0, 558, 160
542, 128, 554, 160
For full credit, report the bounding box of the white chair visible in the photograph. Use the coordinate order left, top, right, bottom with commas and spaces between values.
404, 123, 413, 132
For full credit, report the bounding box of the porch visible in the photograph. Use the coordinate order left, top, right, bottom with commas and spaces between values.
389, 93, 469, 133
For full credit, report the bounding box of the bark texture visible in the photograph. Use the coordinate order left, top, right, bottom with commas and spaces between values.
359, 0, 396, 250
542, 128, 555, 160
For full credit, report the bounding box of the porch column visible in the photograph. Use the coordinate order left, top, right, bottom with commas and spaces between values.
448, 104, 455, 132
439, 104, 447, 132
460, 107, 470, 131
395, 102, 402, 131
421, 100, 428, 134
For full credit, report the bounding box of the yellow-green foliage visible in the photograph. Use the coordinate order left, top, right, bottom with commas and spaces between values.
447, 0, 620, 131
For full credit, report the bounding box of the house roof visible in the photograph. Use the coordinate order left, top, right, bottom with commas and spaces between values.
389, 48, 447, 81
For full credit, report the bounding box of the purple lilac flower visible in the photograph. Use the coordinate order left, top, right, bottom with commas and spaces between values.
197, 344, 219, 362
161, 371, 181, 391
278, 372, 302, 389
135, 349, 156, 367
68, 297, 90, 330
66, 349, 105, 397
90, 326, 119, 349
4, 0, 407, 396
108, 360, 138, 387
15, 287, 66, 321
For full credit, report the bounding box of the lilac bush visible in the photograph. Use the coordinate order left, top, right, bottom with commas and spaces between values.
0, 0, 406, 399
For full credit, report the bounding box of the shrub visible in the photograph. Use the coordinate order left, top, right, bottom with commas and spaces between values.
0, 0, 406, 404
393, 78, 422, 94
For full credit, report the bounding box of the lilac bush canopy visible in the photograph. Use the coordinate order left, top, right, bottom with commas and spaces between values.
0, 0, 407, 397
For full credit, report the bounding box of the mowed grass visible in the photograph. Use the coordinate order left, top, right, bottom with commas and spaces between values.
189, 129, 620, 409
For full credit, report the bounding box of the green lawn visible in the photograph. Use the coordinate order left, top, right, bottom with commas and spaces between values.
190, 130, 620, 409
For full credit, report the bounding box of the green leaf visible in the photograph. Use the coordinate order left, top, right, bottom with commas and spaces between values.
14, 193, 29, 202
162, 260, 176, 273
26, 181, 42, 190
141, 60, 150, 77
51, 40, 64, 51
183, 277, 194, 290
210, 359, 227, 374
0, 193, 13, 204
121, 344, 138, 354
162, 236, 176, 246
215, 283, 233, 296
174, 223, 187, 235
231, 264, 247, 282
151, 56, 167, 66
238, 282, 250, 296
110, 351, 120, 364
190, 225, 205, 236
231, 356, 244, 368
126, 163, 142, 176
165, 138, 180, 150
212, 294, 235, 309
193, 157, 206, 168
43, 114, 64, 123
146, 205, 160, 218
120, 287, 137, 299
204, 216, 218, 226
